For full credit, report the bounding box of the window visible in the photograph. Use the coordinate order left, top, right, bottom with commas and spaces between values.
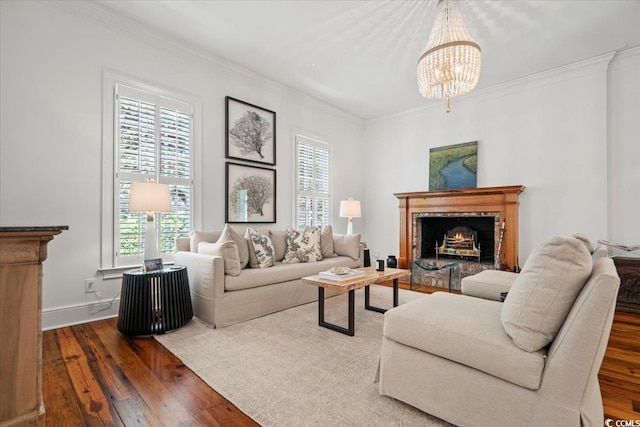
113, 84, 193, 267
295, 134, 330, 229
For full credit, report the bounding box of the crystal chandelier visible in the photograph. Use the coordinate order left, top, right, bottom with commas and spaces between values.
417, 0, 481, 112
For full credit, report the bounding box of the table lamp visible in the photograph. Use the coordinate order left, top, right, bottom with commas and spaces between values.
129, 180, 171, 260
339, 198, 361, 235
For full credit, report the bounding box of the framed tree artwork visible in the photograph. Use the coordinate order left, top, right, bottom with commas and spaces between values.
226, 162, 276, 223
225, 96, 276, 166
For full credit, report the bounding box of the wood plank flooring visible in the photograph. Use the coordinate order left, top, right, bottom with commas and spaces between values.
42, 318, 257, 426
42, 303, 640, 425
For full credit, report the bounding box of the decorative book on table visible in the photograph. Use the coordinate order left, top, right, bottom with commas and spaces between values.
319, 269, 365, 281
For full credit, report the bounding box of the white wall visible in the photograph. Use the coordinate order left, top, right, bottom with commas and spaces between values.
0, 2, 365, 328
363, 49, 640, 265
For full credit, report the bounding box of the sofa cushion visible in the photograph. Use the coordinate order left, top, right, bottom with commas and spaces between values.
462, 270, 519, 301
332, 233, 361, 260
218, 224, 249, 269
246, 228, 276, 268
384, 292, 546, 390
320, 225, 337, 258
282, 227, 322, 264
190, 230, 222, 253
501, 234, 592, 352
270, 230, 287, 262
198, 241, 242, 276
225, 256, 360, 291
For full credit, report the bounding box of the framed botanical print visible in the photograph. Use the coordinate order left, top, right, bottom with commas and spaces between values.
225, 96, 276, 166
225, 162, 276, 223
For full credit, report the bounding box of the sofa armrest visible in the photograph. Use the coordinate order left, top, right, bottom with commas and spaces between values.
461, 270, 519, 301
174, 251, 225, 327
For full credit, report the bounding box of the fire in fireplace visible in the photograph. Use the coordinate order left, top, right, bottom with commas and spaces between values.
436, 226, 481, 263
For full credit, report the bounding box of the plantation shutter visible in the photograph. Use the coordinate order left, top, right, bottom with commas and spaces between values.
296, 135, 330, 229
115, 84, 193, 266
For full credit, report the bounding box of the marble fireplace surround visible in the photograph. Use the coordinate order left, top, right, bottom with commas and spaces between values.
394, 186, 525, 272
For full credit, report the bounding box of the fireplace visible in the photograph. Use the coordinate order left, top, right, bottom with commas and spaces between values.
395, 186, 525, 271
418, 215, 496, 263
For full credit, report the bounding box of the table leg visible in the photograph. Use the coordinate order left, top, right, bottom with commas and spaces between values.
365, 278, 399, 313
318, 287, 355, 336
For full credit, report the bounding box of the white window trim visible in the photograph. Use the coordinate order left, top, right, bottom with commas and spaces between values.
101, 69, 202, 272
293, 131, 332, 229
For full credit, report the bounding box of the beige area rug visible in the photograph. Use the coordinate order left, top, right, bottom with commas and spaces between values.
155, 285, 452, 427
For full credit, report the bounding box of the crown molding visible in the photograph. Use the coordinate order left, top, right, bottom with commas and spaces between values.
609, 44, 640, 68
370, 49, 620, 123
47, 0, 364, 125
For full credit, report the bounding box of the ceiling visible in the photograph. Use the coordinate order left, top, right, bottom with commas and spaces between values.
91, 0, 640, 119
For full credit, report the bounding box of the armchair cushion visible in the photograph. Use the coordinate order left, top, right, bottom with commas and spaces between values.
384, 292, 546, 390
501, 234, 592, 352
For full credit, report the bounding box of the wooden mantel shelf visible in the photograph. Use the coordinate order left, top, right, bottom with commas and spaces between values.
394, 185, 525, 200
394, 186, 525, 271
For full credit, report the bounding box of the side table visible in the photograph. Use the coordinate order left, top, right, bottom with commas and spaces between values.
118, 266, 193, 335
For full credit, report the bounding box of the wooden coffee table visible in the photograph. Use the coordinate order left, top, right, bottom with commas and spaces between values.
302, 267, 410, 336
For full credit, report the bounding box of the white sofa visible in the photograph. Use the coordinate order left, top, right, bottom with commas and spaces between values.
378, 237, 620, 427
174, 229, 364, 328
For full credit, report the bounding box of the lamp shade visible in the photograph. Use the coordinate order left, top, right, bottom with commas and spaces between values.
339, 199, 361, 218
129, 182, 171, 213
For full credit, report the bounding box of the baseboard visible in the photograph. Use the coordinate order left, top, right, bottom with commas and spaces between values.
42, 299, 120, 330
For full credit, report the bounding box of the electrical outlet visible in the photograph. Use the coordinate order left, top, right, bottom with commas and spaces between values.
85, 279, 97, 293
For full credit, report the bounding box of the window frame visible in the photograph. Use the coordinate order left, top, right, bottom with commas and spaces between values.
294, 133, 331, 230
101, 71, 202, 273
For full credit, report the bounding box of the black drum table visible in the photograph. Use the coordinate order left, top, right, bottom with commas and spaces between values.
118, 266, 193, 335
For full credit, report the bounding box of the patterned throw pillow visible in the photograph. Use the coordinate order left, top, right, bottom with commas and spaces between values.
246, 228, 276, 268
282, 227, 322, 264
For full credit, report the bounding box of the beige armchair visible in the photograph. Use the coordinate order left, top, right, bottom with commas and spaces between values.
378, 238, 620, 427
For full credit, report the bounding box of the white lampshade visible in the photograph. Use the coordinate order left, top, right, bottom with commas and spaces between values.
129, 182, 171, 213
339, 199, 361, 218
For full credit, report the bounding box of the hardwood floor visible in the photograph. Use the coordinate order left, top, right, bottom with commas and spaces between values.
42, 318, 257, 426
42, 302, 640, 425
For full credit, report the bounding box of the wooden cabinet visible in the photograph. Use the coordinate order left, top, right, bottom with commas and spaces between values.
0, 226, 67, 426
613, 257, 640, 314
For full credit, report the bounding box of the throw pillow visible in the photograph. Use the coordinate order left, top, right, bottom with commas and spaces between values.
190, 230, 222, 253
269, 230, 287, 261
501, 234, 593, 352
332, 233, 361, 260
198, 241, 242, 276
282, 227, 322, 264
218, 224, 249, 269
245, 228, 276, 268
320, 225, 337, 258
573, 233, 594, 254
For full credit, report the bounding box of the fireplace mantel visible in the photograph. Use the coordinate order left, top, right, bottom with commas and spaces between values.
394, 185, 525, 271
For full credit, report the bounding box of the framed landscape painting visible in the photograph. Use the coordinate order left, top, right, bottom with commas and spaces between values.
225, 96, 276, 166
429, 141, 478, 191
225, 162, 276, 223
